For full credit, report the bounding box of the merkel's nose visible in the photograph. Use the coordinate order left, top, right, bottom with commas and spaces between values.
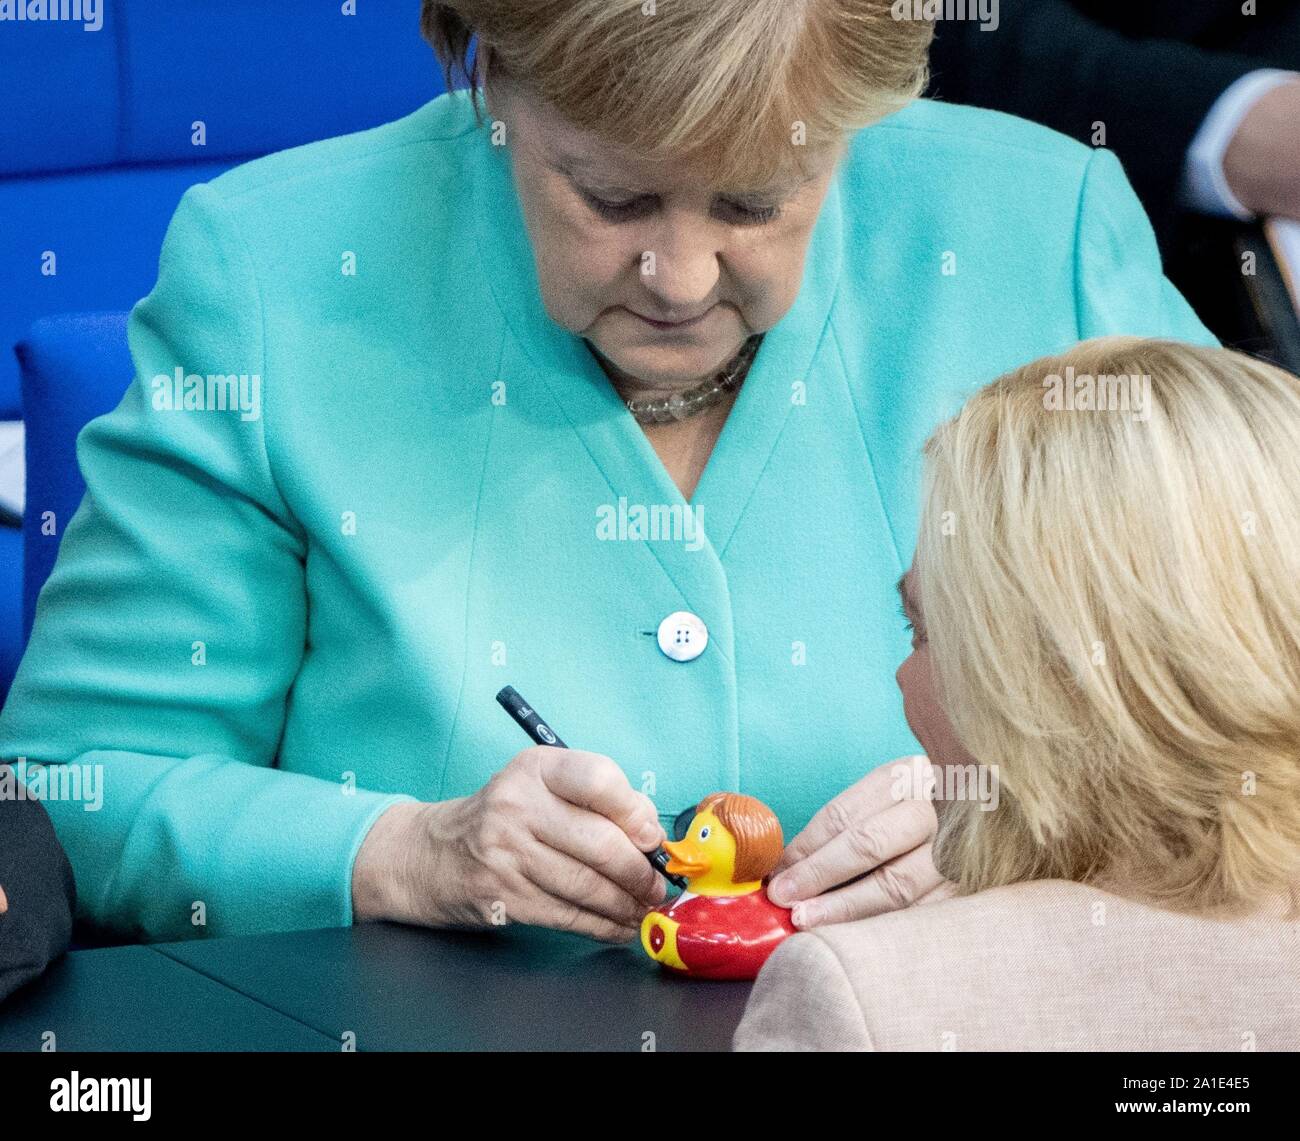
640, 224, 720, 312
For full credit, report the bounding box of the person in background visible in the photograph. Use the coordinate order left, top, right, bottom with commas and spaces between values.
736, 337, 1300, 1050
927, 1, 1300, 344
1, 767, 77, 1001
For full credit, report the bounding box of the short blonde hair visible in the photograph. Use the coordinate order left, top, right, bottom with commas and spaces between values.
420, 1, 933, 187
918, 337, 1300, 916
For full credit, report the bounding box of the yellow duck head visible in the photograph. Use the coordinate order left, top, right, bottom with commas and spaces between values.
662, 792, 784, 898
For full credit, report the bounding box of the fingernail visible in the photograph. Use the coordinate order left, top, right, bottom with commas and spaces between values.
768, 875, 796, 906
792, 902, 819, 928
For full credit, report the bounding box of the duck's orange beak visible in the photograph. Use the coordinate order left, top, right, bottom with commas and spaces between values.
662, 838, 710, 878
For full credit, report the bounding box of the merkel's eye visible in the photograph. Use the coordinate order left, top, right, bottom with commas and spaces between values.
721, 200, 781, 225
580, 188, 781, 226
583, 192, 651, 223
699, 825, 711, 841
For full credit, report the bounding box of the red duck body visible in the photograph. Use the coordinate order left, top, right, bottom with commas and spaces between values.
645, 889, 797, 981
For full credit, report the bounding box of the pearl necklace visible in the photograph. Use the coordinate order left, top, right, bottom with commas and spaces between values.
621, 334, 764, 425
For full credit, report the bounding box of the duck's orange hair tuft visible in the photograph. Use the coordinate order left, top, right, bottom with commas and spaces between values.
696, 792, 784, 884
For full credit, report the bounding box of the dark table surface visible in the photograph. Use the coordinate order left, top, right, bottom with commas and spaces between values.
0, 945, 337, 1051
2, 924, 752, 1051
155, 922, 753, 1051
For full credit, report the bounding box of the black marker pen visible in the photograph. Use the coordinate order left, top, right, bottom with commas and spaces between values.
495, 685, 687, 890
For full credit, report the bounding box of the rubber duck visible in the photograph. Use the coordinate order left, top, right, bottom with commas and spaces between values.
640, 791, 796, 980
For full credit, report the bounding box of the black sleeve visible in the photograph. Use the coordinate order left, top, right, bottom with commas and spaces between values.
0, 768, 77, 1002
926, 1, 1268, 243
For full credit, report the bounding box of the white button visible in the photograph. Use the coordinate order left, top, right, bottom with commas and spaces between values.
657, 611, 708, 662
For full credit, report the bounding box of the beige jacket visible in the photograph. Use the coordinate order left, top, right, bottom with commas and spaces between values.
733, 879, 1300, 1051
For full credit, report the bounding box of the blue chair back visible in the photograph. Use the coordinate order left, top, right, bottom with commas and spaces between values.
17, 313, 133, 641
0, 0, 441, 417
2, 1, 445, 699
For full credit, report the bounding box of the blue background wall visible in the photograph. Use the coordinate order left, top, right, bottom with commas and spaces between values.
1, 1, 452, 701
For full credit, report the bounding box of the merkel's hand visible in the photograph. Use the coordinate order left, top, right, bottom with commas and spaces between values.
352, 747, 667, 942
765, 755, 952, 929
0, 883, 7, 914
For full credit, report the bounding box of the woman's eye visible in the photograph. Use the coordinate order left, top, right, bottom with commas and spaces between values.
581, 191, 781, 226
583, 193, 652, 222
721, 200, 781, 225
900, 602, 928, 645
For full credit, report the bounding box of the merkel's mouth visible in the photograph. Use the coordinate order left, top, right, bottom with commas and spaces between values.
627, 305, 716, 330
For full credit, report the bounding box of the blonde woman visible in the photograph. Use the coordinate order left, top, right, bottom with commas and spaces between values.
2, 4, 1213, 945
736, 338, 1300, 1051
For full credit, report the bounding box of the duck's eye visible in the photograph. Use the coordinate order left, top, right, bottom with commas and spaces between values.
698, 826, 711, 841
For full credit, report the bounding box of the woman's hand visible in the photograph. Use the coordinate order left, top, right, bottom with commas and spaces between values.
352, 747, 668, 942
1224, 79, 1300, 222
765, 755, 954, 929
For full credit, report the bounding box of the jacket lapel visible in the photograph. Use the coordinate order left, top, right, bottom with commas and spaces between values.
470, 124, 844, 621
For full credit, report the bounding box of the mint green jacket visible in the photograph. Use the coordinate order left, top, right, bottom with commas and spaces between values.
0, 91, 1214, 942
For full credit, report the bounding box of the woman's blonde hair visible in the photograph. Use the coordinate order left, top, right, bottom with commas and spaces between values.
917, 337, 1300, 916
420, 1, 933, 187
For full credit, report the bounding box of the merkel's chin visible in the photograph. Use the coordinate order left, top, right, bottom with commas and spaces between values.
591, 338, 742, 390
